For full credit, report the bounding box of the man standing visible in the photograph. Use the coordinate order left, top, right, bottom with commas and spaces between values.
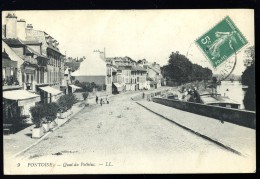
100, 98, 103, 106
96, 96, 98, 104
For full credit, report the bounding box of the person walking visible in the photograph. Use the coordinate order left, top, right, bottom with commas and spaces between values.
106, 95, 109, 104
96, 96, 98, 104
100, 98, 103, 106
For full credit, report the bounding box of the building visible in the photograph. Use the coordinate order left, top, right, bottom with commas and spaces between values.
2, 44, 41, 123
2, 13, 66, 126
2, 49, 19, 87
24, 23, 64, 103
131, 65, 147, 90
71, 52, 110, 93
138, 59, 163, 89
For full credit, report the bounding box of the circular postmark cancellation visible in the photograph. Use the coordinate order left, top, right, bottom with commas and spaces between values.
195, 16, 248, 80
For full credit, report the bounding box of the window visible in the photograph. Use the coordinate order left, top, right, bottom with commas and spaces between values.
226, 104, 231, 108
2, 68, 6, 79
10, 68, 13, 76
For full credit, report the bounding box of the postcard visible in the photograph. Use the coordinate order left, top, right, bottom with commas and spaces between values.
2, 9, 255, 174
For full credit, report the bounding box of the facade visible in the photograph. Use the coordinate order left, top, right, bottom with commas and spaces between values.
71, 52, 111, 94
24, 24, 64, 103
138, 60, 163, 89
2, 13, 65, 125
2, 44, 41, 122
2, 50, 18, 87
131, 66, 147, 90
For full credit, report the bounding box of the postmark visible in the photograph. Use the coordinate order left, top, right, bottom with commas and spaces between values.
196, 16, 248, 69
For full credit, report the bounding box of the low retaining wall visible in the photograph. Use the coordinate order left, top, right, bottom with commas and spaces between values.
131, 89, 170, 101
153, 98, 256, 129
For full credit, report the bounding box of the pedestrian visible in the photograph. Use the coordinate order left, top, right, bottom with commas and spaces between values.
142, 92, 145, 99
100, 98, 103, 106
96, 96, 98, 104
106, 95, 109, 104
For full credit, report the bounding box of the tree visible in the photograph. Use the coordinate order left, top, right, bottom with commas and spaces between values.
82, 92, 89, 100
161, 51, 213, 84
30, 104, 45, 128
241, 46, 255, 111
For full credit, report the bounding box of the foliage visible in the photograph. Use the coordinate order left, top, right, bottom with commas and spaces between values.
45, 103, 59, 122
82, 92, 89, 100
30, 103, 59, 127
73, 81, 106, 92
241, 46, 255, 111
30, 104, 45, 128
57, 94, 78, 112
161, 51, 213, 84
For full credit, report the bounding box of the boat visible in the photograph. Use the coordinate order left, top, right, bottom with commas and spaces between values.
199, 92, 240, 109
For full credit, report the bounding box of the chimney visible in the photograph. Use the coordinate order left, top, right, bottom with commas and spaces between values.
5, 13, 17, 39
17, 19, 26, 40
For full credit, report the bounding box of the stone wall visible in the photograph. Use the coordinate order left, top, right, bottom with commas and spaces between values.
152, 98, 256, 129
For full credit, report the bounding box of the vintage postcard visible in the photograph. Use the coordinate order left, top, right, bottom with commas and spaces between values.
2, 9, 255, 174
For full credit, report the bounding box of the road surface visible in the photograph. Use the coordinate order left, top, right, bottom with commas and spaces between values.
10, 91, 253, 173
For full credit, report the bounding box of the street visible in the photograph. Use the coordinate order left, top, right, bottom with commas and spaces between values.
9, 91, 253, 173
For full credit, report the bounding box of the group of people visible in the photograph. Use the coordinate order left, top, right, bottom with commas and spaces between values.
96, 95, 109, 106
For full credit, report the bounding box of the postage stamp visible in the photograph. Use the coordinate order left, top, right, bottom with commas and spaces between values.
196, 16, 248, 68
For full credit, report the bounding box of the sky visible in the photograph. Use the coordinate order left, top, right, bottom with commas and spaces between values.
2, 10, 254, 75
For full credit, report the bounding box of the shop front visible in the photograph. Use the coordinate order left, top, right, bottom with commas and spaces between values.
39, 86, 63, 103
3, 90, 41, 125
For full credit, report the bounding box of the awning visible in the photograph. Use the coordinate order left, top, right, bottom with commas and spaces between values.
113, 83, 121, 88
39, 86, 63, 95
69, 84, 82, 89
3, 90, 40, 106
113, 83, 122, 91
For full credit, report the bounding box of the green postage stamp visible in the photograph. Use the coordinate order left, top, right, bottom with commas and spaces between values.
196, 16, 248, 68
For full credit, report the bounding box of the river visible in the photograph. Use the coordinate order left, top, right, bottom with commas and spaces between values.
217, 80, 246, 110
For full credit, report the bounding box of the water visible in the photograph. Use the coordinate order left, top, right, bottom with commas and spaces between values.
217, 81, 246, 110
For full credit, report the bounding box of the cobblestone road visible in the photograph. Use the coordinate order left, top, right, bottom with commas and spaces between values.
11, 92, 254, 173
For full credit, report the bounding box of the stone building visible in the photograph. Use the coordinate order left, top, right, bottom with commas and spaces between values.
138, 59, 163, 89
2, 13, 65, 126
71, 52, 111, 94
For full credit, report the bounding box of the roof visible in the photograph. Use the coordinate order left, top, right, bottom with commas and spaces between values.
2, 50, 12, 60
64, 62, 81, 71
117, 66, 132, 70
3, 90, 40, 100
3, 38, 25, 46
47, 45, 62, 55
25, 46, 47, 59
69, 84, 82, 89
2, 51, 17, 68
146, 77, 154, 81
22, 40, 42, 45
131, 65, 147, 72
2, 40, 24, 67
71, 52, 107, 76
39, 86, 63, 95
200, 95, 240, 105
144, 64, 161, 74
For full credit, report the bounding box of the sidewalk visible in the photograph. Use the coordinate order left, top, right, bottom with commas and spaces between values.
136, 100, 256, 159
3, 101, 85, 158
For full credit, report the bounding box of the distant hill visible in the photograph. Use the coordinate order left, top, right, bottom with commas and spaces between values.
213, 74, 241, 81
